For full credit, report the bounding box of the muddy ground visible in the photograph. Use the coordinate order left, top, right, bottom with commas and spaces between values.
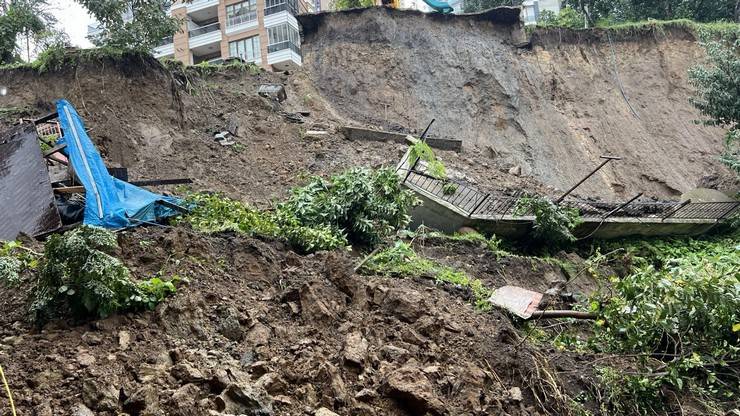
0, 226, 611, 416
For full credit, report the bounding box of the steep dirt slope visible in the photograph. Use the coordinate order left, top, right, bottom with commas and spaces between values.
0, 53, 545, 205
299, 8, 735, 200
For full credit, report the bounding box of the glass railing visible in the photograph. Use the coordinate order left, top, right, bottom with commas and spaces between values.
157, 36, 174, 47
265, 0, 297, 15
188, 22, 220, 38
227, 12, 258, 28
267, 41, 301, 56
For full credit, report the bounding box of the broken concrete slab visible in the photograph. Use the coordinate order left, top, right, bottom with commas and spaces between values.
340, 126, 462, 152
488, 286, 543, 319
258, 84, 287, 102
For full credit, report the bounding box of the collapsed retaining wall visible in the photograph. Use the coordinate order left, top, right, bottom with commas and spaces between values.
299, 8, 735, 200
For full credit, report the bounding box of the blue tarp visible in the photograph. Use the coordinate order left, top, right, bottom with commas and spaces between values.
56, 99, 182, 228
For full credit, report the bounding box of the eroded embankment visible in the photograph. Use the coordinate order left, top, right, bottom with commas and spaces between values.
299, 8, 736, 200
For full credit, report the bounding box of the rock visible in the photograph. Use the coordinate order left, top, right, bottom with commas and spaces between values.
123, 385, 160, 415
508, 386, 523, 402
246, 323, 272, 346
315, 407, 340, 416
217, 306, 244, 341
80, 332, 102, 346
82, 379, 119, 411
343, 331, 368, 368
172, 383, 201, 407
355, 388, 378, 402
380, 288, 427, 323
215, 383, 273, 415
384, 363, 446, 415
118, 330, 132, 350
508, 165, 522, 176
255, 372, 287, 395
299, 281, 346, 323
76, 352, 96, 367
379, 345, 410, 362
72, 403, 95, 416
171, 362, 205, 383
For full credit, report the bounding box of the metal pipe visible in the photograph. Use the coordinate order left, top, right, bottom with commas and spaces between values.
528, 310, 598, 320
419, 119, 436, 142
601, 193, 643, 220
555, 155, 621, 204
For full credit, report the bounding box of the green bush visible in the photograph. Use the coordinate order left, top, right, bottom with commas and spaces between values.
182, 167, 419, 252
279, 167, 419, 246
588, 236, 740, 411
0, 241, 39, 287
33, 226, 177, 322
515, 196, 582, 246
408, 141, 446, 179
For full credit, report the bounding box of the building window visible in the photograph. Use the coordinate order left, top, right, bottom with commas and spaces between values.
267, 24, 299, 47
229, 36, 261, 62
226, 0, 258, 27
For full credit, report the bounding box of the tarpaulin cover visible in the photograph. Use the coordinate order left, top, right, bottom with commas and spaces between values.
56, 99, 182, 228
0, 124, 62, 239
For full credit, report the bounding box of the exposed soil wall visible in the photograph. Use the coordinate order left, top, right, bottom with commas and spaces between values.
299, 8, 735, 199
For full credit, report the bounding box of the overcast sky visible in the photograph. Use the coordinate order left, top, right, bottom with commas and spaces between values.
49, 0, 95, 48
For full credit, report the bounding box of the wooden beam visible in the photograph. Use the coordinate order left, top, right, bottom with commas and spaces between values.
34, 112, 59, 125
43, 143, 67, 158
53, 178, 193, 194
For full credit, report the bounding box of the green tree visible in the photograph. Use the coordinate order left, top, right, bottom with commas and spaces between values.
77, 0, 182, 50
538, 6, 586, 28
331, 0, 375, 11
0, 0, 57, 63
689, 27, 740, 174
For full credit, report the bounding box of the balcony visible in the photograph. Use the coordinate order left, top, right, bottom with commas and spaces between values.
265, 0, 298, 16
153, 37, 175, 58
225, 12, 259, 34
188, 22, 222, 48
267, 41, 302, 70
187, 0, 219, 13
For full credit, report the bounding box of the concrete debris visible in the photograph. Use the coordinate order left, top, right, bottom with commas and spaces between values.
214, 131, 236, 146
488, 286, 543, 319
258, 84, 287, 102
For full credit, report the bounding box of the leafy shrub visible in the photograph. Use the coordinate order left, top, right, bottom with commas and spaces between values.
277, 167, 419, 246
182, 167, 419, 252
588, 236, 740, 410
33, 226, 177, 322
538, 6, 586, 29
442, 182, 458, 195
408, 141, 446, 179
515, 196, 582, 246
0, 241, 40, 287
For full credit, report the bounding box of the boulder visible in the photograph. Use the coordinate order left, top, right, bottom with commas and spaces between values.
384, 363, 446, 415
343, 331, 368, 368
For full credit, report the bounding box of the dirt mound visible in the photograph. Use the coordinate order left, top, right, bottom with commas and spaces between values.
0, 226, 599, 415
298, 8, 736, 199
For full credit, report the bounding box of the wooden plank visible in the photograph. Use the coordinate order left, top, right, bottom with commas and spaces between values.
43, 143, 67, 158
53, 178, 193, 194
34, 112, 59, 125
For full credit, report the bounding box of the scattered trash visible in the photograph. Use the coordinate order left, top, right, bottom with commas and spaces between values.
488, 286, 543, 319
258, 84, 287, 102
281, 111, 305, 124
214, 131, 236, 146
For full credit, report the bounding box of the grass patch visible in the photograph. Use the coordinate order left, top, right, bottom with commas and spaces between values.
360, 241, 493, 310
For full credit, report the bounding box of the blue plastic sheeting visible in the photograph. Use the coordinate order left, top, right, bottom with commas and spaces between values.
56, 99, 182, 228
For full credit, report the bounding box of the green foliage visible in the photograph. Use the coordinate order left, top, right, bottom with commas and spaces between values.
0, 0, 59, 64
182, 168, 418, 252
0, 241, 39, 287
515, 196, 582, 246
595, 366, 666, 415
332, 0, 375, 11
361, 241, 493, 309
538, 6, 586, 29
561, 0, 740, 27
137, 275, 179, 310
33, 226, 177, 322
442, 182, 458, 195
587, 235, 740, 410
77, 0, 181, 50
278, 167, 419, 246
412, 227, 507, 256
408, 141, 446, 179
689, 27, 740, 174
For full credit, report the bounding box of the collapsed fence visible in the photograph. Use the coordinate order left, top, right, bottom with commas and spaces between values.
399, 161, 740, 222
